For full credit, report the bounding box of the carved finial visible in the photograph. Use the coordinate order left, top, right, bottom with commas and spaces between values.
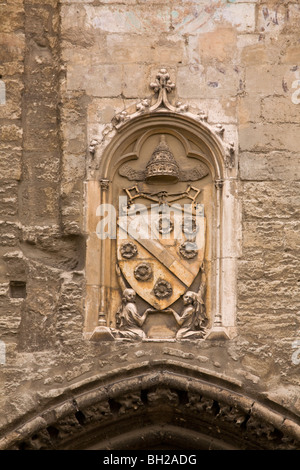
149, 68, 177, 112
112, 68, 190, 129
150, 68, 175, 95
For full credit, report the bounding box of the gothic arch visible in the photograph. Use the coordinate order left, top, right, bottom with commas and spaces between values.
1, 362, 299, 450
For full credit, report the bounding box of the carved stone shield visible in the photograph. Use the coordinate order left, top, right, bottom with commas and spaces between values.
117, 205, 205, 310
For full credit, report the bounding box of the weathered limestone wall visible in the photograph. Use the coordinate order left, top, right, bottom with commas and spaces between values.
0, 0, 299, 449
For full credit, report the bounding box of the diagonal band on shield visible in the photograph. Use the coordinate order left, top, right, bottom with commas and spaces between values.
117, 211, 205, 310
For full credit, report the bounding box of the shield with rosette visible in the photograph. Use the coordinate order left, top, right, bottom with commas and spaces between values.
117, 203, 205, 311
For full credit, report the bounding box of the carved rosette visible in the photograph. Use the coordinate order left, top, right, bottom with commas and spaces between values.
120, 242, 138, 259
134, 263, 153, 282
157, 215, 174, 235
182, 217, 199, 240
153, 279, 173, 299
179, 241, 198, 260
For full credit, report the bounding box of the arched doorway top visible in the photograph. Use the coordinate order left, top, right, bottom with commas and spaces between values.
1, 361, 300, 450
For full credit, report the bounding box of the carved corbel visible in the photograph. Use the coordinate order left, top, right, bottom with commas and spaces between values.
214, 179, 224, 190
197, 111, 208, 122
114, 110, 129, 125
136, 99, 151, 113
99, 178, 110, 191
89, 139, 99, 156
225, 141, 235, 169
215, 124, 225, 139
175, 101, 189, 113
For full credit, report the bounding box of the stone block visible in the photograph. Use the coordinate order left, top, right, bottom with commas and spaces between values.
87, 98, 126, 126
209, 97, 238, 124
62, 154, 86, 182
24, 5, 53, 38
204, 65, 241, 98
0, 5, 24, 33
245, 65, 293, 96
287, 4, 300, 28
122, 64, 149, 98
262, 95, 300, 123
239, 122, 300, 153
256, 4, 287, 35
0, 306, 22, 337
283, 221, 300, 251
241, 181, 300, 220
0, 32, 25, 63
171, 4, 213, 34
215, 3, 256, 33
88, 5, 170, 34
152, 35, 186, 65
237, 93, 261, 125
19, 182, 60, 224
60, 91, 89, 125
198, 27, 238, 64
239, 43, 269, 66
226, 0, 257, 2
176, 65, 205, 99
242, 221, 284, 251
0, 221, 20, 246
0, 180, 18, 217
188, 97, 237, 124
24, 153, 60, 183
237, 258, 265, 281
281, 45, 300, 65
0, 123, 22, 142
0, 61, 24, 77
60, 0, 94, 3
62, 5, 170, 34
171, 3, 255, 34
0, 79, 23, 120
62, 41, 107, 64
23, 123, 59, 152
106, 33, 185, 66
61, 121, 87, 154
0, 147, 22, 180
106, 34, 151, 64
21, 0, 58, 5
60, 189, 83, 235
240, 151, 300, 181
67, 64, 122, 97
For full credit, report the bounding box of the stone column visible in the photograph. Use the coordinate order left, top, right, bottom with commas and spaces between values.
90, 178, 114, 341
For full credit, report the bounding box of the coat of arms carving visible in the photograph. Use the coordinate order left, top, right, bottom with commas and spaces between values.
97, 132, 211, 341
86, 68, 237, 343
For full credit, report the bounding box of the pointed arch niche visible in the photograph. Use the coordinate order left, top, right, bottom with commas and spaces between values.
84, 109, 240, 342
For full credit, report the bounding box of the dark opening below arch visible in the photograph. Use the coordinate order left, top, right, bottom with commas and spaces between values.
2, 362, 300, 450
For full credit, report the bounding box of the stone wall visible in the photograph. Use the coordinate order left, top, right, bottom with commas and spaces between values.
0, 0, 299, 450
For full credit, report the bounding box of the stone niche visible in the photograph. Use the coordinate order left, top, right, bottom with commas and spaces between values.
84, 69, 240, 343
